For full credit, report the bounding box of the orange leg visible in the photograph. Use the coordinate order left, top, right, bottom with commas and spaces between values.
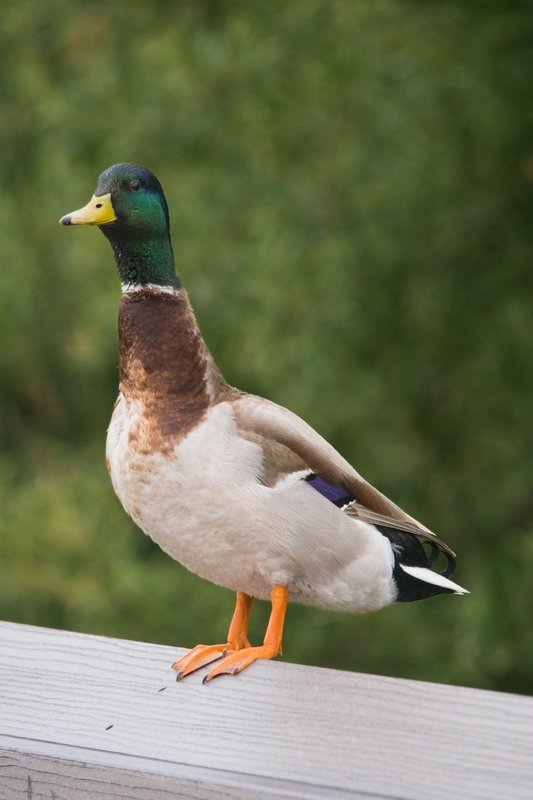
203, 585, 288, 683
172, 591, 253, 680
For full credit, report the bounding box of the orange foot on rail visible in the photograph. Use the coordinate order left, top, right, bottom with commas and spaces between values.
172, 585, 288, 682
172, 591, 252, 680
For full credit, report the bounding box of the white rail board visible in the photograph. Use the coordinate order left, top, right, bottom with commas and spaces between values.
0, 621, 532, 799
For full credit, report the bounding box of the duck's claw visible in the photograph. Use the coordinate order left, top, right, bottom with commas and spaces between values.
203, 643, 280, 683
172, 643, 230, 679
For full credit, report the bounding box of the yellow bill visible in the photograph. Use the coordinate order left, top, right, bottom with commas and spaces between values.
59, 193, 116, 226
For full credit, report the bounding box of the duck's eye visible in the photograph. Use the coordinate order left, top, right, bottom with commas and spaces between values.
130, 180, 141, 191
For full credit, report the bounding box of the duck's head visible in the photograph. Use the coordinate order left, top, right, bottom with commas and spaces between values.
60, 163, 179, 289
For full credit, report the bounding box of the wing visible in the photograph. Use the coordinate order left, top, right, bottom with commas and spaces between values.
231, 393, 439, 540
236, 427, 307, 486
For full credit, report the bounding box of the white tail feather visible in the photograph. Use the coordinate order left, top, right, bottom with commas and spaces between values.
399, 565, 469, 595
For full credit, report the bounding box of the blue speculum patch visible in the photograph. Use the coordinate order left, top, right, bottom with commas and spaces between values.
304, 474, 354, 508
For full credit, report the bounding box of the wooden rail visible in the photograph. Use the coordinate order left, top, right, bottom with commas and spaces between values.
0, 621, 532, 799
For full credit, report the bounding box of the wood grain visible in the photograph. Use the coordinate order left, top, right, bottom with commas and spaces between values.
0, 621, 532, 799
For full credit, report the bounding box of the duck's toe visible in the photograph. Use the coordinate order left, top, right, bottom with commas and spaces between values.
203, 643, 280, 683
172, 643, 230, 680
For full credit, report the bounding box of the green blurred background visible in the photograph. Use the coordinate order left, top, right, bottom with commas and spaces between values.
1, 1, 532, 694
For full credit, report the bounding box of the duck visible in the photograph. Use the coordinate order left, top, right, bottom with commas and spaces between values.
60, 163, 467, 682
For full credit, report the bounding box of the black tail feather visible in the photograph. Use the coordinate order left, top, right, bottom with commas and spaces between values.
377, 525, 459, 602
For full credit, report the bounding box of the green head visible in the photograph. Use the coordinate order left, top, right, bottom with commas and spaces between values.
60, 163, 180, 289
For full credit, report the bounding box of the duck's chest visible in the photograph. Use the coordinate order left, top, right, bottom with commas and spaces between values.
107, 288, 270, 590
106, 396, 265, 579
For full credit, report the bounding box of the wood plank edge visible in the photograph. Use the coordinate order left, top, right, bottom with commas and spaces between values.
0, 735, 379, 800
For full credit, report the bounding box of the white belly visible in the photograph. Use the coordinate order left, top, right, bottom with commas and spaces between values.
106, 397, 396, 611
107, 399, 271, 594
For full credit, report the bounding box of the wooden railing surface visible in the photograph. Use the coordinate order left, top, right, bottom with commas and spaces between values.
0, 620, 532, 799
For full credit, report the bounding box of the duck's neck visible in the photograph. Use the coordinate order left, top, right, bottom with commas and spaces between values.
118, 288, 216, 441
102, 227, 181, 289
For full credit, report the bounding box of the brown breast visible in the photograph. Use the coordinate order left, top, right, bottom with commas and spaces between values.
118, 288, 212, 447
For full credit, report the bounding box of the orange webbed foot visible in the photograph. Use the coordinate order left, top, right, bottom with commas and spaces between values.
204, 585, 288, 683
171, 591, 253, 680
202, 643, 280, 682
172, 586, 288, 682
172, 643, 231, 680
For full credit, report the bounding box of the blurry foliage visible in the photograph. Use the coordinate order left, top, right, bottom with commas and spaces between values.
0, 1, 532, 693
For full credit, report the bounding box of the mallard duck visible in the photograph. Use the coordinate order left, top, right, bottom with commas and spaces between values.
60, 163, 467, 682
